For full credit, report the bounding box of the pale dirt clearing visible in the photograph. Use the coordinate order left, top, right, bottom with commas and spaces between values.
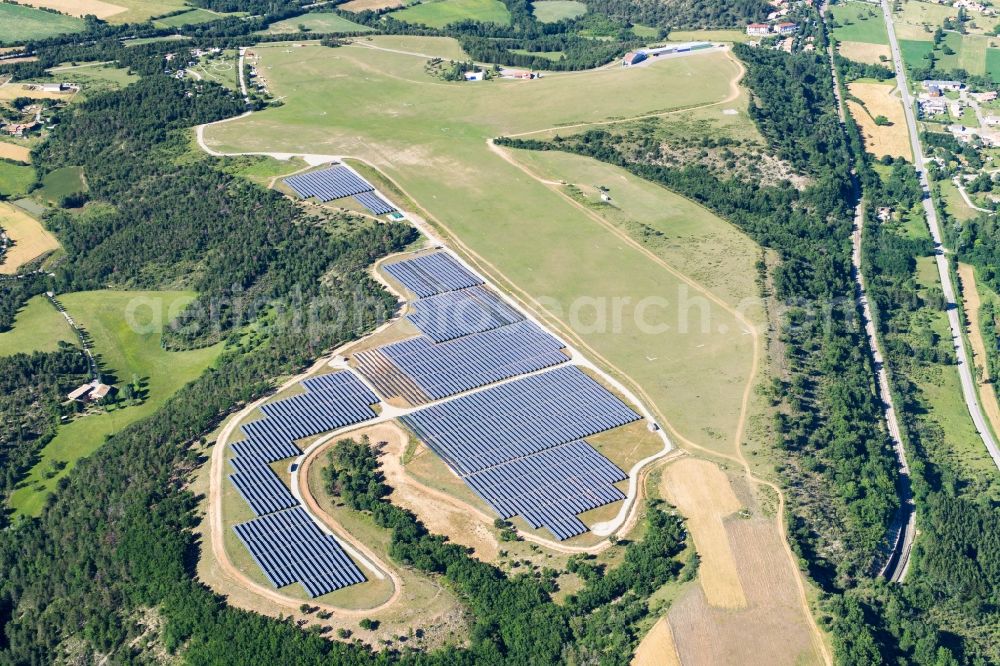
667, 517, 825, 666
661, 458, 746, 609
838, 40, 891, 64
13, 0, 126, 19
360, 421, 500, 560
848, 81, 911, 160
958, 263, 1000, 441
632, 616, 681, 666
0, 142, 31, 162
0, 203, 58, 274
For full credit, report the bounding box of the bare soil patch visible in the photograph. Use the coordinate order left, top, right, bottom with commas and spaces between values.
661, 458, 746, 608
340, 0, 405, 11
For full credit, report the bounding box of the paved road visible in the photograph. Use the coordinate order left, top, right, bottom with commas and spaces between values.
880, 0, 1000, 471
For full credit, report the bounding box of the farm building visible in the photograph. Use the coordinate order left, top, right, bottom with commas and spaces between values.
923, 80, 963, 92
775, 21, 798, 34
747, 23, 771, 36
622, 51, 647, 67
464, 70, 485, 81
67, 380, 113, 403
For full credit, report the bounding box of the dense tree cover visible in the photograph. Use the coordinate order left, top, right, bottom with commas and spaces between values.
0, 346, 90, 510
498, 44, 901, 588
579, 0, 770, 30
835, 54, 894, 82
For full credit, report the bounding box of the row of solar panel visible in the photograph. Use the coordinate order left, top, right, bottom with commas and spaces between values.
406, 286, 524, 342
229, 458, 299, 516
465, 440, 627, 540
401, 365, 641, 477
360, 320, 566, 401
383, 252, 483, 298
233, 507, 367, 597
284, 165, 373, 202
355, 191, 397, 215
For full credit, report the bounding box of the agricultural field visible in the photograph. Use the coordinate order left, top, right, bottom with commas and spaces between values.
509, 48, 565, 62
264, 11, 374, 34
838, 40, 891, 65
847, 81, 911, 160
0, 142, 31, 163
0, 295, 75, 355
958, 263, 1000, 443
25, 0, 193, 23
339, 0, 405, 11
531, 0, 586, 23
0, 3, 85, 43
0, 202, 59, 273
830, 1, 889, 44
387, 0, 511, 27
7, 290, 223, 517
987, 48, 1000, 82
35, 165, 86, 204
0, 160, 34, 199
899, 38, 934, 67
203, 41, 759, 458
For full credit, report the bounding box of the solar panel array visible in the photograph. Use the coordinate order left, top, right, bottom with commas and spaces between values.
401, 366, 640, 476
284, 165, 373, 202
357, 321, 566, 401
383, 252, 483, 298
225, 370, 378, 596
466, 440, 627, 540
355, 191, 397, 215
406, 286, 524, 342
234, 507, 366, 596
229, 458, 298, 516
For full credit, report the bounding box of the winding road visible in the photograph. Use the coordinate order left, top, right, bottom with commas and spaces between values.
879, 0, 1000, 471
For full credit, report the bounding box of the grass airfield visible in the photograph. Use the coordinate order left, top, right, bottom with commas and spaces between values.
205, 40, 756, 456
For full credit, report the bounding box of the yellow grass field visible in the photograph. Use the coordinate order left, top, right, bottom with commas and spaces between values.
0, 142, 31, 162
662, 458, 746, 609
0, 82, 77, 101
632, 616, 682, 666
0, 203, 59, 273
848, 81, 911, 160
340, 0, 405, 10
13, 0, 126, 19
958, 263, 1000, 440
839, 40, 891, 64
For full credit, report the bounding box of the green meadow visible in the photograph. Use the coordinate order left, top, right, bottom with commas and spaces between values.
388, 0, 511, 27
0, 3, 84, 43
7, 290, 223, 517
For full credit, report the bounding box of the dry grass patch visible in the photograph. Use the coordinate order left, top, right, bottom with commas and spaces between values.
0, 203, 58, 273
0, 81, 77, 101
341, 0, 406, 10
666, 517, 825, 665
0, 141, 31, 162
13, 0, 126, 19
632, 616, 681, 666
661, 457, 746, 609
848, 81, 911, 160
958, 262, 1000, 439
838, 40, 891, 64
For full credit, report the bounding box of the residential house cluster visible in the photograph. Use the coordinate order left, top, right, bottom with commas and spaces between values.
746, 21, 798, 36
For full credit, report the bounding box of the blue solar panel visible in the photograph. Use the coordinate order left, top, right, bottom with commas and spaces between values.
233, 507, 366, 596
284, 165, 373, 202
355, 191, 396, 215
229, 459, 299, 517
464, 440, 627, 540
400, 365, 641, 476
231, 436, 301, 467
406, 286, 523, 342
356, 321, 566, 401
383, 252, 483, 298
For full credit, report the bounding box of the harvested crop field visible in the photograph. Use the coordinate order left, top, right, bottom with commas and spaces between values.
666, 516, 826, 665
662, 458, 746, 608
0, 141, 31, 162
632, 616, 681, 666
0, 202, 58, 273
13, 0, 126, 19
838, 40, 891, 64
848, 81, 910, 160
340, 0, 405, 10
